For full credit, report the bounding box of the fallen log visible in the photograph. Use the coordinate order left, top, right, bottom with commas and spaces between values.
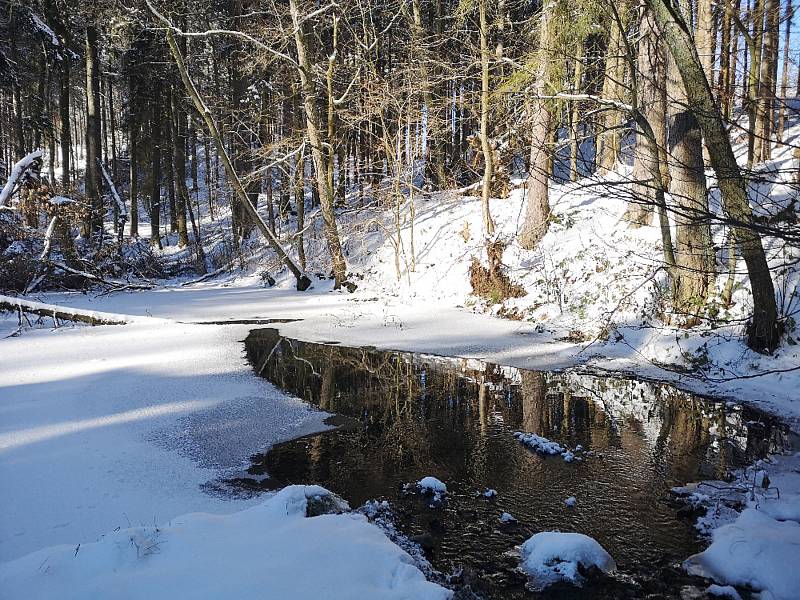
0, 295, 132, 326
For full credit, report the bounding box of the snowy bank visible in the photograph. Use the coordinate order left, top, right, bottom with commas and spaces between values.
676, 451, 800, 599
684, 509, 800, 600
0, 485, 451, 600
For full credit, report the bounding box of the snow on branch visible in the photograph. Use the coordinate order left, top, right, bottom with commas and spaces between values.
0, 150, 43, 206
99, 160, 126, 220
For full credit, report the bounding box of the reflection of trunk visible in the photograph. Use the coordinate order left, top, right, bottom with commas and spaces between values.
521, 371, 550, 434
478, 377, 488, 434
319, 364, 334, 412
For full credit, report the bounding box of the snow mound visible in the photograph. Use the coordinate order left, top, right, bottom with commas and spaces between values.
519, 531, 616, 590
684, 508, 800, 600
0, 485, 451, 600
418, 477, 447, 494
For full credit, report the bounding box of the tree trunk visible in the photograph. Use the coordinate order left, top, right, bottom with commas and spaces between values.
148, 3, 311, 289
59, 59, 71, 189
170, 87, 189, 246
746, 0, 765, 167
695, 0, 715, 82
628, 5, 668, 227
165, 98, 177, 236
717, 0, 734, 119
597, 4, 628, 172
478, 0, 496, 237
753, 0, 779, 162
665, 0, 714, 321
776, 0, 792, 143
289, 0, 348, 288
229, 0, 256, 242
150, 94, 163, 249
129, 72, 139, 238
648, 0, 779, 351
85, 25, 103, 236
570, 45, 585, 182
519, 1, 555, 250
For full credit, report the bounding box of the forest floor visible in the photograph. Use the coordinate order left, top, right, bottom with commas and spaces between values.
1, 120, 799, 598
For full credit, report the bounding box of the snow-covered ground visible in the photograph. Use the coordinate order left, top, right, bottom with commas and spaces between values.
2, 105, 798, 598
0, 315, 329, 562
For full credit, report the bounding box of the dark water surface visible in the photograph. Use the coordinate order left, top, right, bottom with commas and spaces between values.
235, 328, 788, 598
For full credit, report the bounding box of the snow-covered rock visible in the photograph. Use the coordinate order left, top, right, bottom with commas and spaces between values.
514, 432, 581, 462
514, 432, 565, 455
0, 485, 451, 600
518, 531, 616, 590
418, 477, 447, 494
684, 509, 800, 600
499, 512, 517, 523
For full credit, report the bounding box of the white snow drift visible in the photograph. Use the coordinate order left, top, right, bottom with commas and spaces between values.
0, 485, 451, 600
